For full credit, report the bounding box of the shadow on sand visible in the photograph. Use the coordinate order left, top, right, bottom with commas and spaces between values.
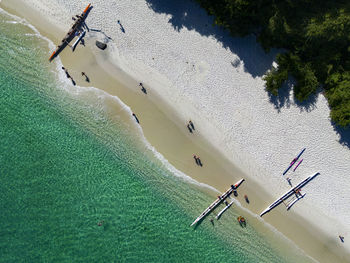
144, 0, 278, 78
267, 78, 350, 148
267, 77, 319, 113
333, 123, 350, 150
144, 0, 350, 147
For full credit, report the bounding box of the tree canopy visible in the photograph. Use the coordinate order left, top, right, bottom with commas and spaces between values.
195, 0, 350, 127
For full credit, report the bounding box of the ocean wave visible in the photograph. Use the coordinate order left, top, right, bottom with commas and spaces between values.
0, 6, 218, 195
63, 82, 221, 194
0, 7, 56, 50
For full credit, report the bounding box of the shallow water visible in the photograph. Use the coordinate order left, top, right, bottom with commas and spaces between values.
0, 10, 312, 262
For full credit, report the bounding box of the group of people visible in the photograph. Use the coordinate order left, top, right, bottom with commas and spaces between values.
62, 67, 90, 85
186, 120, 203, 166
62, 67, 76, 86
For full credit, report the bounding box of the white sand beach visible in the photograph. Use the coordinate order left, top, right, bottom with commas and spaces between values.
2, 0, 350, 261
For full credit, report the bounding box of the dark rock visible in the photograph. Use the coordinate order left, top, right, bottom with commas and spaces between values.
96, 41, 107, 50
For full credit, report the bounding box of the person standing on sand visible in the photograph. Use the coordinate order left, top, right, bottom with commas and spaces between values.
196, 156, 203, 167
139, 83, 147, 94
244, 195, 250, 204
189, 120, 195, 130
193, 155, 198, 165
62, 67, 70, 78
132, 113, 140, 124
81, 72, 90, 82
187, 124, 193, 133
193, 155, 203, 166
117, 20, 125, 33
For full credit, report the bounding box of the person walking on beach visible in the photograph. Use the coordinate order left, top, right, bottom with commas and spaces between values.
286, 177, 292, 187
81, 72, 90, 82
193, 155, 203, 166
193, 155, 199, 165
196, 156, 203, 167
189, 120, 195, 130
132, 113, 140, 124
139, 83, 147, 94
244, 195, 250, 204
117, 20, 125, 33
62, 67, 70, 78
339, 235, 345, 243
62, 67, 76, 86
187, 124, 193, 133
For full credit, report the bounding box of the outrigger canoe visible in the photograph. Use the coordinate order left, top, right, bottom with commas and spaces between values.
49, 3, 91, 61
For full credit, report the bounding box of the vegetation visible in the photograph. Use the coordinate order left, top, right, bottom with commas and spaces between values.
194, 0, 350, 127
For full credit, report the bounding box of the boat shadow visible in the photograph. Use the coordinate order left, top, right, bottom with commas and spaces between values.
144, 0, 278, 78
50, 5, 93, 61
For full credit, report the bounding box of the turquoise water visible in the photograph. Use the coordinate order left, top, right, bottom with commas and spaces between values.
0, 10, 311, 263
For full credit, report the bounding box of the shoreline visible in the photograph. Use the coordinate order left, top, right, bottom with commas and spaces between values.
2, 0, 350, 262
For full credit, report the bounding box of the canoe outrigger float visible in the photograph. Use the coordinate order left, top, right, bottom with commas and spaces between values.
71, 30, 86, 52
49, 3, 91, 62
190, 179, 244, 227
260, 172, 320, 217
293, 159, 303, 172
216, 200, 234, 220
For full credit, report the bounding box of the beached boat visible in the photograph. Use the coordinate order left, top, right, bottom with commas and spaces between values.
49, 3, 91, 61
293, 159, 303, 172
260, 172, 320, 217
190, 179, 244, 226
282, 148, 306, 175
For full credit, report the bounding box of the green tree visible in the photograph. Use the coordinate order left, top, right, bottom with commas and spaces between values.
194, 0, 350, 127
